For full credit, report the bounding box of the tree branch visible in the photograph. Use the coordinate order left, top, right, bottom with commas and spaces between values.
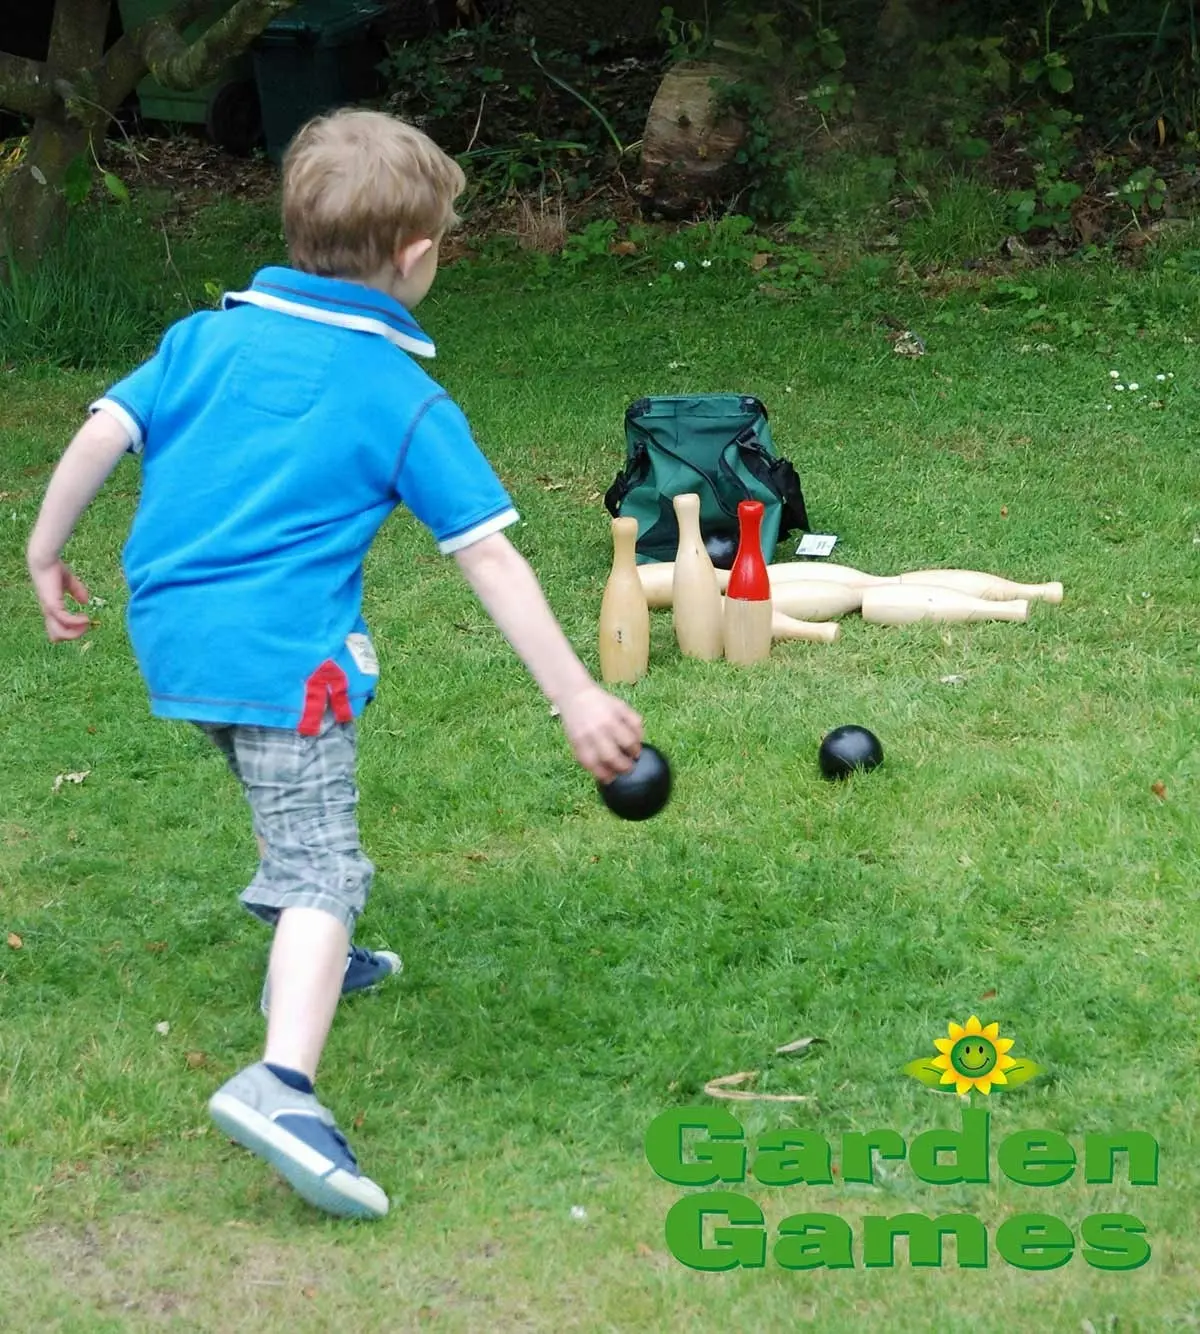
0, 51, 55, 118
142, 0, 298, 90
93, 0, 218, 109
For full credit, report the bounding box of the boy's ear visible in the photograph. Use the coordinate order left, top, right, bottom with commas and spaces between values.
394, 237, 435, 277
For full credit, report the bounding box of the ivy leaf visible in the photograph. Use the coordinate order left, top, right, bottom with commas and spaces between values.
820, 42, 846, 70
904, 1058, 948, 1088
1001, 1058, 1042, 1087
102, 172, 130, 204
63, 154, 92, 208
1048, 66, 1074, 93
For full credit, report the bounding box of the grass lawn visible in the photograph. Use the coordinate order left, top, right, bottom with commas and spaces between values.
1, 197, 1198, 1331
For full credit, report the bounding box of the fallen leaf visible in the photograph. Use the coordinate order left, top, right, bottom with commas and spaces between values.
610, 240, 638, 256
979, 988, 997, 1001
302, 1286, 318, 1300
1151, 781, 1167, 801
145, 941, 168, 953
750, 252, 772, 271
775, 1035, 824, 1056
52, 770, 91, 793
704, 1070, 813, 1103
185, 1051, 207, 1069
353, 1113, 365, 1130
891, 330, 926, 356
1000, 506, 1009, 518
635, 1241, 654, 1257
7, 933, 22, 950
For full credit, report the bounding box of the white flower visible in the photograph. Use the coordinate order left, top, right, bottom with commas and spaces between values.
1110, 370, 1121, 378
570, 1205, 587, 1220
1168, 372, 1175, 378
1105, 403, 1113, 410
1115, 384, 1125, 391
1128, 382, 1139, 391
1156, 373, 1167, 381
701, 259, 712, 268
673, 260, 686, 271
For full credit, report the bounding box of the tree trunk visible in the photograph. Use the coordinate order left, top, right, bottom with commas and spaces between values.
0, 0, 297, 271
1, 115, 92, 273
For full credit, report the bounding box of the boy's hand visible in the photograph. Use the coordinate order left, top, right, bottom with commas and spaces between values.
558, 684, 644, 784
29, 555, 92, 642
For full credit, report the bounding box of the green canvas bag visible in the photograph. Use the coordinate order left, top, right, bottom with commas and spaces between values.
603, 394, 810, 564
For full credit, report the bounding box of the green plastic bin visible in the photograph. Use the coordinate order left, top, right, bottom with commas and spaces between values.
252, 0, 388, 163
116, 0, 262, 153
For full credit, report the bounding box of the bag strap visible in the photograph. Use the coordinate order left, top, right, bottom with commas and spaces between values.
735, 434, 810, 536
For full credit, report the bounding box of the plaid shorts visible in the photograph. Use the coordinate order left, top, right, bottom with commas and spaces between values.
197, 708, 374, 934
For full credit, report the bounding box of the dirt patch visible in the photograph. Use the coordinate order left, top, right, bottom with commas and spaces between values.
100, 131, 280, 222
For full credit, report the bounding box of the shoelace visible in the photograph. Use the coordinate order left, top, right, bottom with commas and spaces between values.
347, 945, 380, 968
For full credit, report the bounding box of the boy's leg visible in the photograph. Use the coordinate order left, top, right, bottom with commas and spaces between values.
203, 712, 388, 1218
200, 727, 400, 1014
262, 905, 348, 1080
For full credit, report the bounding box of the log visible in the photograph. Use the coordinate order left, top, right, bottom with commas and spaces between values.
639, 60, 746, 217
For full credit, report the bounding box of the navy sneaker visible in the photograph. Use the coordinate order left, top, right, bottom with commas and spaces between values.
260, 945, 402, 1017
208, 1062, 388, 1219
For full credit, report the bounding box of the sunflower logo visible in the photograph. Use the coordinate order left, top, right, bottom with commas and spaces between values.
904, 1016, 1041, 1095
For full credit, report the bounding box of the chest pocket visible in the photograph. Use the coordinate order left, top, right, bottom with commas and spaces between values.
228, 321, 339, 419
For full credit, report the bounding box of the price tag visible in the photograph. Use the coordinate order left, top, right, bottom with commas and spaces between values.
796, 534, 838, 557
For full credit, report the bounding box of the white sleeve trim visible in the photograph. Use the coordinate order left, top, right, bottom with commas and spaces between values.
91, 397, 143, 453
437, 507, 520, 554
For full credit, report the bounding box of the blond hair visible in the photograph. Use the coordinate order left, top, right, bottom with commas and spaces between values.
281, 108, 466, 279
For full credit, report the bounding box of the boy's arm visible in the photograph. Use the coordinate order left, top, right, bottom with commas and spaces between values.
453, 532, 643, 783
27, 411, 133, 642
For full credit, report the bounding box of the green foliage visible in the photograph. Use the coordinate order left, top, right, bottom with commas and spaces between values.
0, 211, 161, 369
379, 25, 659, 204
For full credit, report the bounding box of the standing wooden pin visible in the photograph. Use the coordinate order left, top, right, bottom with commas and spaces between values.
723, 500, 773, 665
671, 493, 724, 661
598, 516, 650, 684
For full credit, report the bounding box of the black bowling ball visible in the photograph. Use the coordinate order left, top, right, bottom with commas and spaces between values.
818, 725, 884, 780
598, 744, 672, 821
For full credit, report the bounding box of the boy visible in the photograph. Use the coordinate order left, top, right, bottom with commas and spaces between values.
26, 108, 644, 1221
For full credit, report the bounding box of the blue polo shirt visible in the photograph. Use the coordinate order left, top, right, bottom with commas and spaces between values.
93, 266, 519, 733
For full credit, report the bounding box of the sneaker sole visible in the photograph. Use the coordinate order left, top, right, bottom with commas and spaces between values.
209, 1092, 389, 1220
